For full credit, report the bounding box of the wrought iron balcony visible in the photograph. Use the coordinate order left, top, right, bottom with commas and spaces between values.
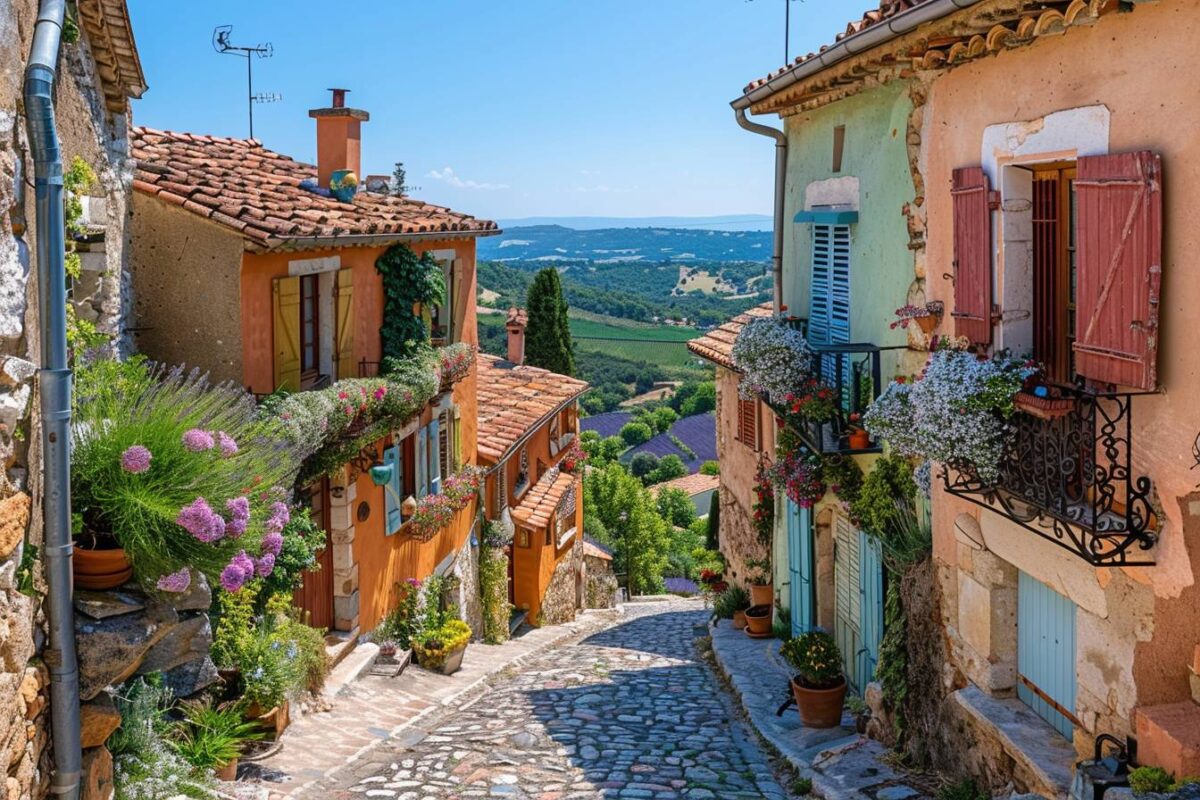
942, 385, 1158, 567
775, 342, 900, 456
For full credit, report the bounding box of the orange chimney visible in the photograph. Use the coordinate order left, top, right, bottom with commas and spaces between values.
308, 88, 369, 188
505, 307, 528, 366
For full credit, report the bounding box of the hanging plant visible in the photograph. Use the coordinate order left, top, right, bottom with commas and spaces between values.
731, 317, 812, 403
376, 244, 447, 361
752, 461, 774, 548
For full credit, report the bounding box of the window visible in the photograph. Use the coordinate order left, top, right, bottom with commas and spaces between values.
299, 274, 319, 377
272, 268, 353, 392
736, 396, 759, 450
430, 257, 455, 345
513, 449, 530, 498
418, 420, 442, 497
384, 435, 417, 534
1032, 164, 1078, 383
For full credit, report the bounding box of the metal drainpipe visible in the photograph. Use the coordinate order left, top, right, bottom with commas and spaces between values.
24, 1, 82, 798
734, 107, 786, 314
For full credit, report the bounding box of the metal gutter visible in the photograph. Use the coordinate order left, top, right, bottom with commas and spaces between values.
731, 0, 988, 111
23, 1, 82, 798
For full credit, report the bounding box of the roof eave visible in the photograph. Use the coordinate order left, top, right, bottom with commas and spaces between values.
248, 227, 503, 253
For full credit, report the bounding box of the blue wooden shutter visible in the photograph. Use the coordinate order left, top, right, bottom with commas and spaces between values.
859, 530, 884, 688
787, 499, 814, 637
429, 418, 442, 494
809, 223, 852, 346
1018, 571, 1078, 739
383, 445, 401, 534
417, 426, 428, 498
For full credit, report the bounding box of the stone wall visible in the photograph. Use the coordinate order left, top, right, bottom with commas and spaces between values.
583, 554, 617, 609
450, 529, 482, 635
539, 543, 581, 626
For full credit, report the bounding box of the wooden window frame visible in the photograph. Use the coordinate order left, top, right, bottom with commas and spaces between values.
299, 273, 320, 385
1032, 162, 1078, 383
736, 396, 759, 451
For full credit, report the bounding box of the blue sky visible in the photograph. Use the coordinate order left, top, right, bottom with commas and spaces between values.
127, 1, 855, 221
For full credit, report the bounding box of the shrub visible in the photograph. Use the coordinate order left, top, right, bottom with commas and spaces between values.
257, 506, 326, 600
731, 317, 812, 403
699, 460, 720, 476
850, 455, 916, 537
72, 358, 304, 590
620, 421, 654, 447
630, 452, 660, 480
1128, 767, 1173, 795
110, 677, 213, 800
584, 463, 669, 595
781, 630, 844, 689
648, 454, 688, 485
712, 584, 750, 619
650, 406, 678, 433
170, 697, 264, 771
821, 454, 864, 505
479, 541, 512, 644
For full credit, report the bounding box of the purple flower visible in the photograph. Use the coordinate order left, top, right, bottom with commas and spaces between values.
182, 428, 215, 452
261, 531, 283, 557
220, 550, 255, 592
121, 445, 152, 474
254, 552, 275, 577
224, 517, 247, 538
155, 568, 191, 593
406, 578, 421, 587
176, 498, 225, 543
216, 431, 238, 458
226, 496, 250, 521
265, 501, 290, 535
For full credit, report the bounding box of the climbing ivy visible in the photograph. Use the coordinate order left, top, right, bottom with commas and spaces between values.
877, 578, 908, 741
63, 156, 105, 357
375, 244, 446, 361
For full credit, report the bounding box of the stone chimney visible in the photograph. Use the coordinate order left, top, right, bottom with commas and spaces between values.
308, 88, 369, 188
505, 307, 528, 366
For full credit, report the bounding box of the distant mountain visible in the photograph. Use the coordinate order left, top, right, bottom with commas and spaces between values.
495, 215, 772, 232
478, 224, 772, 264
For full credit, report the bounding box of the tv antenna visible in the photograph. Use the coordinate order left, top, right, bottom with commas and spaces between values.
745, 0, 804, 65
212, 25, 279, 140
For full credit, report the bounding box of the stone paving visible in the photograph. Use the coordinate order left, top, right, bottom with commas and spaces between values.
313, 598, 793, 800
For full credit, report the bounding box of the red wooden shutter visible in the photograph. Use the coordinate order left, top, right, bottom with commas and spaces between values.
1074, 151, 1163, 390
737, 398, 759, 450
951, 166, 994, 347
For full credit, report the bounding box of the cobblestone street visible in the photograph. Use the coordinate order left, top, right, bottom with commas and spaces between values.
316, 599, 791, 800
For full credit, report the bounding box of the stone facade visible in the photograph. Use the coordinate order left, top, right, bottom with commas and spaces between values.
713, 368, 768, 587
583, 552, 617, 610
538, 541, 582, 626
450, 529, 482, 636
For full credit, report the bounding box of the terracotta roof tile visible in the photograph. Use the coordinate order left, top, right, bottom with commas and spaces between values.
476, 354, 589, 463
742, 0, 933, 94
582, 539, 613, 562
131, 127, 498, 250
686, 303, 773, 371
511, 468, 577, 528
650, 472, 720, 499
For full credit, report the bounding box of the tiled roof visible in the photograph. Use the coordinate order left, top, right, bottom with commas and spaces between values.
476, 354, 589, 463
131, 127, 498, 251
78, 0, 147, 112
743, 0, 933, 94
686, 303, 773, 371
582, 539, 613, 562
651, 472, 720, 499
511, 468, 577, 529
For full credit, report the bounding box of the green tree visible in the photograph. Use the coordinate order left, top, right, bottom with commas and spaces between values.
390, 161, 410, 197
680, 382, 716, 416
705, 490, 720, 550
648, 454, 688, 485
700, 460, 720, 476
584, 464, 669, 595
525, 268, 575, 376
656, 487, 697, 529
630, 452, 660, 480
649, 406, 678, 434
620, 421, 653, 447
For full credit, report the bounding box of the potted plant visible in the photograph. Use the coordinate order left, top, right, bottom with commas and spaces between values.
744, 604, 773, 637
781, 378, 839, 426
413, 619, 472, 675
1012, 379, 1076, 421
170, 698, 264, 782
745, 558, 773, 608
72, 517, 132, 590
712, 584, 749, 628
845, 413, 871, 451
781, 630, 848, 728
889, 301, 944, 336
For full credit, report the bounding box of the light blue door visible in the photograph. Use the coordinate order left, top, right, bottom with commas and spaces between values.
1018, 572, 1078, 740
834, 514, 885, 694
787, 499, 814, 637
858, 530, 884, 690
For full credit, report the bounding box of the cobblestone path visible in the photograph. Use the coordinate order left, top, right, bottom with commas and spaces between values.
322, 599, 791, 800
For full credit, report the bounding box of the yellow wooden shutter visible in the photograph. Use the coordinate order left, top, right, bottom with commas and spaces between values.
272, 276, 302, 392
335, 268, 355, 380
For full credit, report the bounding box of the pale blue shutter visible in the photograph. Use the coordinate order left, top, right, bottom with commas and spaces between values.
1018, 572, 1078, 739
393, 443, 405, 524
417, 426, 428, 498
384, 445, 401, 534
429, 418, 442, 495
787, 499, 814, 637
859, 530, 884, 688
810, 223, 853, 380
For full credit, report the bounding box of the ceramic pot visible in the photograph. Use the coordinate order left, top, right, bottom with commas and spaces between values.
915, 315, 939, 335
749, 583, 773, 608
790, 676, 848, 729
214, 759, 238, 782
732, 610, 748, 631
847, 428, 871, 450
246, 701, 290, 740
744, 604, 772, 636
417, 644, 467, 675
1013, 391, 1076, 421
73, 542, 132, 590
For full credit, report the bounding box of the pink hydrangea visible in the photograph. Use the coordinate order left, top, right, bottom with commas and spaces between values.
254, 552, 276, 578
182, 428, 215, 452
216, 431, 238, 458
176, 498, 225, 543
219, 550, 255, 592
121, 445, 152, 474
265, 501, 290, 535
261, 531, 284, 557
155, 568, 191, 593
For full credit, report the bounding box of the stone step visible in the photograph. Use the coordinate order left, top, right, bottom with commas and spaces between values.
323, 642, 379, 698
324, 627, 359, 669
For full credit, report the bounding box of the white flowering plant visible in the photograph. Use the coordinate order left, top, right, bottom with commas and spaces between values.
731, 317, 813, 403
863, 349, 1039, 482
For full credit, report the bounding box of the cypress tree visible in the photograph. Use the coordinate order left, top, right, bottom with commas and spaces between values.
524, 268, 575, 376
706, 491, 720, 550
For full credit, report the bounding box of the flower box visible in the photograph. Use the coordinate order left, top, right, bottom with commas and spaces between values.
1013, 390, 1076, 421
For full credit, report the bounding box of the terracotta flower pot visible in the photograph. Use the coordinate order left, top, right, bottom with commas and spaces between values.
215, 758, 238, 782
744, 604, 772, 636
847, 428, 871, 450
749, 583, 773, 608
790, 676, 848, 729
732, 610, 748, 630
73, 542, 132, 590
915, 315, 939, 335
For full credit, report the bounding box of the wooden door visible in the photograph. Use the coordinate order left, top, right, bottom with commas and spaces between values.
834, 513, 884, 694
787, 498, 814, 637
1017, 571, 1078, 739
293, 479, 334, 631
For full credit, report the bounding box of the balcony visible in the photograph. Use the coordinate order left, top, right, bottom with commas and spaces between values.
942, 385, 1158, 567
773, 342, 900, 455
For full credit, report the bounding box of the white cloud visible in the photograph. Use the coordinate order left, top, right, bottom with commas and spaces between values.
426, 167, 509, 191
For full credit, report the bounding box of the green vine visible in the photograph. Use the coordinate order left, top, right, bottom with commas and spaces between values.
877, 578, 908, 741
849, 454, 915, 536
375, 244, 446, 360
63, 156, 106, 357
478, 531, 512, 644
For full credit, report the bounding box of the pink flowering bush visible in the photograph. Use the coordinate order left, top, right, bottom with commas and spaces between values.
409, 466, 485, 541
72, 356, 305, 590
437, 343, 475, 389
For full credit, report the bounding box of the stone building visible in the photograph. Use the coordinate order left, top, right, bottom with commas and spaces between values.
1, 1, 144, 799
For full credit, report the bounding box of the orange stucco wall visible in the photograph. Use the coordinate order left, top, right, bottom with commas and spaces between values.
920, 0, 1199, 736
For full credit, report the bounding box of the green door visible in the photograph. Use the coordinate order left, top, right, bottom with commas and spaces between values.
787, 499, 814, 636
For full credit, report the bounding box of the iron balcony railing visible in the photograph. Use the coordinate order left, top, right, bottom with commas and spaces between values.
942, 384, 1158, 567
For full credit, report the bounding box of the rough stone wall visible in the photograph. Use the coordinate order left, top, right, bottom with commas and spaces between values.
713, 368, 767, 586
450, 530, 482, 635
538, 543, 581, 626
0, 4, 136, 798
583, 555, 617, 609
